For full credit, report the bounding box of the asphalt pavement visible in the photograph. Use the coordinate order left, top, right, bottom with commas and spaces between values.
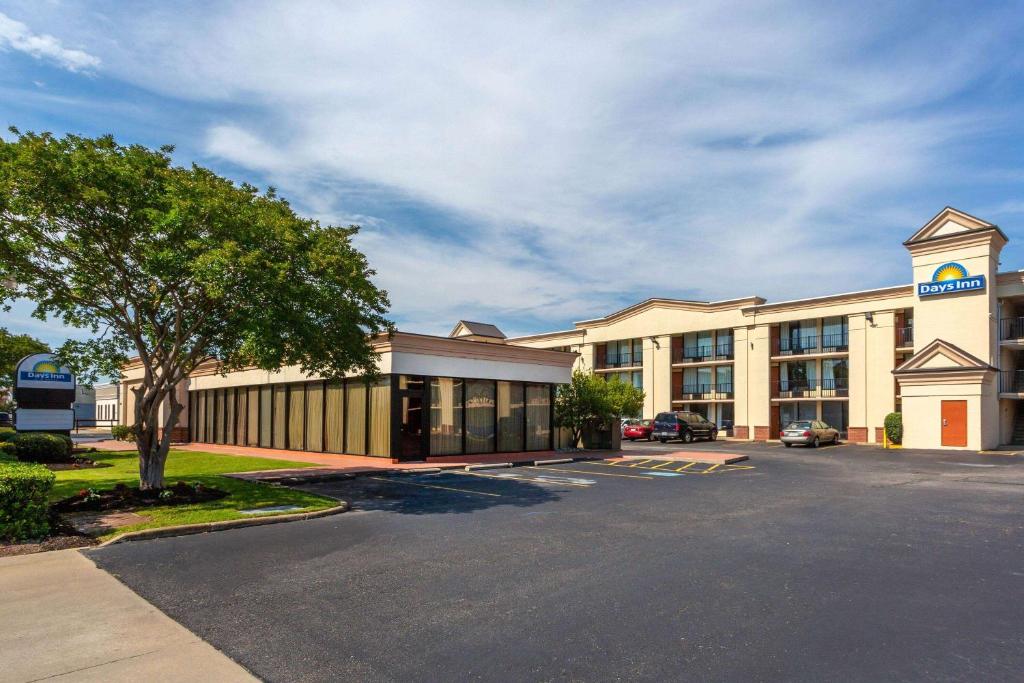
88, 442, 1024, 682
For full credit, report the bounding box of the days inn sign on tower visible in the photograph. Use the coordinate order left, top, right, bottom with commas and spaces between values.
916, 262, 986, 297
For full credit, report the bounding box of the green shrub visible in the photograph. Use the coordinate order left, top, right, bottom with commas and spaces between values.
884, 412, 903, 445
0, 428, 16, 443
0, 462, 55, 541
110, 424, 135, 441
10, 433, 74, 463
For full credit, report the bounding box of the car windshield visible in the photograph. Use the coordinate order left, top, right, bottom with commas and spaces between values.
787, 421, 813, 429
640, 419, 653, 426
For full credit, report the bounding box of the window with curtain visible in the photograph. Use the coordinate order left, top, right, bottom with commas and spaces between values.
272, 386, 287, 449
715, 365, 733, 392
259, 386, 272, 447
225, 388, 235, 445
465, 380, 496, 454
196, 391, 206, 442
696, 330, 713, 356
214, 390, 226, 444
430, 377, 463, 455
497, 381, 524, 452
247, 387, 260, 446
306, 383, 324, 452
325, 382, 345, 453
346, 381, 367, 455
288, 384, 305, 450
235, 389, 247, 446
368, 379, 391, 457
525, 384, 551, 450
205, 391, 215, 444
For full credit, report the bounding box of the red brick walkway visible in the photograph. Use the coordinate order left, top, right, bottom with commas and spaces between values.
88, 440, 609, 479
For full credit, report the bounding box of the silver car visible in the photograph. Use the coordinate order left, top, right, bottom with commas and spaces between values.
780, 420, 840, 448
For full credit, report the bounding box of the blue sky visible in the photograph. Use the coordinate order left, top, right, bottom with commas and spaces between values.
2, 0, 1024, 349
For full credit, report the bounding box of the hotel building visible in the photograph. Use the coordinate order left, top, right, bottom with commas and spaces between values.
509, 208, 1024, 451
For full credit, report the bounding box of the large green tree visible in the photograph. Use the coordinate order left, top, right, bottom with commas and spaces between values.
554, 369, 645, 446
0, 129, 393, 488
0, 327, 49, 410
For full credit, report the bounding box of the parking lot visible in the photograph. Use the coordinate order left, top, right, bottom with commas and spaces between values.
89, 443, 1024, 682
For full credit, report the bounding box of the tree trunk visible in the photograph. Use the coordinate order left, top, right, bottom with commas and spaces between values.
133, 382, 183, 491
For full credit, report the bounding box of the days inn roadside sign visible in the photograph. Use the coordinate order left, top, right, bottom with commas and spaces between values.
917, 262, 986, 298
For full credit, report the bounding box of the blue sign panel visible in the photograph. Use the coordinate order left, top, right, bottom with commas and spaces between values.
917, 262, 986, 297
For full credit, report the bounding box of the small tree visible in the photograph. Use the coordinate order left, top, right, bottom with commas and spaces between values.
555, 369, 645, 446
0, 327, 49, 409
0, 130, 393, 489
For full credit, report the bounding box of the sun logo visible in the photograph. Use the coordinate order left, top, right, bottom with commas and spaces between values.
32, 360, 60, 374
932, 262, 968, 282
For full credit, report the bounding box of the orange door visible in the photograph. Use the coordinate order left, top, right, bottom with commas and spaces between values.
941, 400, 967, 447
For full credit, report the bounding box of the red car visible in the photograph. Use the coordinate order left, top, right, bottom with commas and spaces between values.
623, 419, 654, 441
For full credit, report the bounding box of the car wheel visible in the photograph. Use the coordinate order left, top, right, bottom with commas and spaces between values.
659, 437, 668, 444
627, 437, 635, 441
647, 433, 655, 442
812, 436, 820, 448
709, 430, 718, 441
784, 442, 792, 448
682, 430, 694, 444
833, 434, 840, 445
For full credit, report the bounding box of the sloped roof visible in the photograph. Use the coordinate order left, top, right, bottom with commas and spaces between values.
904, 206, 1006, 246
893, 338, 996, 375
449, 320, 506, 339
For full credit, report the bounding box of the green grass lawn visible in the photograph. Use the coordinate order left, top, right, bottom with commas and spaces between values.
52, 449, 337, 539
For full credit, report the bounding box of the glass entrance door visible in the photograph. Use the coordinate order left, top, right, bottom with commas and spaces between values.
398, 375, 426, 460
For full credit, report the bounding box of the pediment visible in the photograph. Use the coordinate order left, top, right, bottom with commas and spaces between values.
904, 207, 996, 245
893, 338, 994, 375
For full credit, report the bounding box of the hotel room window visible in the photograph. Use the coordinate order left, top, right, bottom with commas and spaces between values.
430, 377, 464, 455
465, 380, 496, 454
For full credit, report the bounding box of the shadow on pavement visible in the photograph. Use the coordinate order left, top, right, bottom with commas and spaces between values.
295, 472, 562, 515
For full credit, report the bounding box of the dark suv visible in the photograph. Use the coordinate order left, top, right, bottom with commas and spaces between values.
652, 411, 718, 444
0, 412, 11, 428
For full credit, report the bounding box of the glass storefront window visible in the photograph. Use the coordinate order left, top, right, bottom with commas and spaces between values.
430, 377, 463, 455
346, 382, 367, 455
247, 387, 259, 446
465, 380, 496, 454
288, 384, 305, 450
259, 386, 272, 447
525, 384, 551, 451
325, 382, 345, 453
368, 379, 391, 457
306, 383, 324, 452
272, 386, 287, 449
497, 381, 525, 452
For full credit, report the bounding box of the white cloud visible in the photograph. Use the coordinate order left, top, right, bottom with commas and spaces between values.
6, 1, 1024, 335
0, 11, 99, 72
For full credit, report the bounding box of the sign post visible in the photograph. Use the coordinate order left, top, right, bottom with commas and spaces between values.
12, 353, 76, 434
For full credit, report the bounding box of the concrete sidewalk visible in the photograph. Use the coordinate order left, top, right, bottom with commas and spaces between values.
0, 550, 256, 682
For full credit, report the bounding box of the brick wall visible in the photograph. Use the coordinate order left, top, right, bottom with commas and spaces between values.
733, 425, 749, 440
874, 427, 884, 443
753, 425, 770, 441
847, 427, 868, 443
159, 427, 190, 443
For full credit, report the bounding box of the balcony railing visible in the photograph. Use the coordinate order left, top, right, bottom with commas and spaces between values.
775, 334, 849, 355
674, 342, 734, 363
820, 333, 849, 352
1000, 370, 1024, 393
1000, 318, 1024, 341
896, 326, 914, 347
597, 354, 641, 369
673, 383, 734, 401
774, 378, 849, 399
776, 335, 818, 355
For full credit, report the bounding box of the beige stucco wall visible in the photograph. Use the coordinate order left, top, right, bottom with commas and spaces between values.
900, 374, 998, 451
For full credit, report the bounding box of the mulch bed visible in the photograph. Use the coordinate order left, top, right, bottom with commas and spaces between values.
45, 457, 112, 471
52, 481, 229, 513
0, 514, 96, 557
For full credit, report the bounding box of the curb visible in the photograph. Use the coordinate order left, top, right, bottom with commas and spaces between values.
96, 502, 350, 547
533, 458, 573, 466
465, 462, 512, 471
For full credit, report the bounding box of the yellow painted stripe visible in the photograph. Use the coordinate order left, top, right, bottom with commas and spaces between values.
704, 464, 721, 472
628, 459, 653, 467
674, 462, 697, 471
525, 466, 654, 480
367, 476, 502, 497
651, 460, 675, 469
